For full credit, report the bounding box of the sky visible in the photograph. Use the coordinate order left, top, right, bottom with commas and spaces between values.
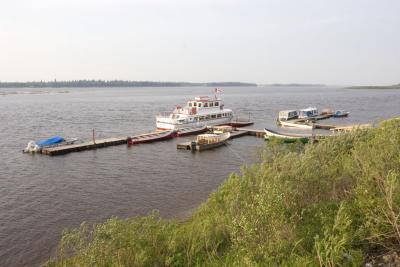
0, 0, 399, 85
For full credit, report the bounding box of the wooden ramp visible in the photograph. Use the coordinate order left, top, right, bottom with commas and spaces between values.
238, 128, 265, 137
331, 124, 372, 132
229, 130, 250, 139
41, 137, 128, 156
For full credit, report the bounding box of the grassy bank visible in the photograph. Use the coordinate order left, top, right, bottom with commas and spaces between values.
48, 118, 400, 266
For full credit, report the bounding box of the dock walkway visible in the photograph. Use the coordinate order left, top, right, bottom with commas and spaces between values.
41, 137, 128, 156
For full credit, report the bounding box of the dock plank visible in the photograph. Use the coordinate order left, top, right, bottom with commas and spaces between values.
42, 136, 128, 156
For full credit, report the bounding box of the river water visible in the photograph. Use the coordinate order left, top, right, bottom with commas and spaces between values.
0, 86, 399, 266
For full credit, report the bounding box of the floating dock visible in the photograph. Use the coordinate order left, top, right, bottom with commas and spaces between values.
41, 137, 128, 156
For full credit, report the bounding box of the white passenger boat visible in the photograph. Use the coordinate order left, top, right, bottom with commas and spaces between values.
156, 95, 234, 130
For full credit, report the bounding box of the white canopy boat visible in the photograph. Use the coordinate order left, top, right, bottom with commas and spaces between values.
279, 120, 314, 129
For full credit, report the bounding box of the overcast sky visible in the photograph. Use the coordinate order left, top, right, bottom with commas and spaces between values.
0, 0, 399, 85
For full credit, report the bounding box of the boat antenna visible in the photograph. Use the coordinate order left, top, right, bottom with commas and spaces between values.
214, 88, 222, 99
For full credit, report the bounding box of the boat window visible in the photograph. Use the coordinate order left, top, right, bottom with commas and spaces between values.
194, 102, 197, 107
211, 114, 216, 119
210, 102, 214, 107
194, 117, 198, 121
217, 114, 221, 118
206, 115, 211, 119
204, 103, 208, 107
215, 102, 219, 106
198, 103, 202, 107
199, 116, 204, 121
188, 102, 192, 107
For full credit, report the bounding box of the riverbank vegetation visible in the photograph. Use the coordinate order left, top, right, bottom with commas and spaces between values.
0, 80, 257, 88
48, 118, 400, 266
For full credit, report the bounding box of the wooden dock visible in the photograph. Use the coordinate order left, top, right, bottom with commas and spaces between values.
330, 124, 372, 132
41, 137, 128, 156
39, 126, 267, 156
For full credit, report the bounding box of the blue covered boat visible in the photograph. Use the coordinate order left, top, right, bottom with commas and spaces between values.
333, 110, 350, 118
23, 136, 78, 153
36, 136, 65, 148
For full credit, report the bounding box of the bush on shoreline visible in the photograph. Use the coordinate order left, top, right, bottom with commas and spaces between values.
48, 118, 400, 266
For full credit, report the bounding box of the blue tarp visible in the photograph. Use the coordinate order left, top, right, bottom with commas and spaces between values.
36, 136, 65, 147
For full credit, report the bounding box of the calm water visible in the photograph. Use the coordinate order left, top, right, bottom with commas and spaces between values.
0, 86, 399, 266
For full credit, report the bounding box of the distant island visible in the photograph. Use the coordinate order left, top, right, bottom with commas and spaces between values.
346, 83, 400, 89
0, 80, 257, 88
262, 83, 326, 87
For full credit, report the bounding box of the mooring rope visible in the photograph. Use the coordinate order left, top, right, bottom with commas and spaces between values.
224, 142, 246, 163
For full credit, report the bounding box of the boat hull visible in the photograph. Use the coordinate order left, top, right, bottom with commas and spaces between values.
128, 130, 176, 145
229, 121, 254, 127
196, 140, 227, 151
333, 113, 349, 118
156, 117, 232, 130
279, 120, 314, 129
264, 128, 312, 139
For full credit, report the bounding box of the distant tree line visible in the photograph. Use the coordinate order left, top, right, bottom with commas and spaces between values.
346, 83, 400, 89
0, 80, 257, 88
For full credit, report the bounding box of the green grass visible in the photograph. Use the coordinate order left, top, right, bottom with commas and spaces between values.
47, 118, 400, 266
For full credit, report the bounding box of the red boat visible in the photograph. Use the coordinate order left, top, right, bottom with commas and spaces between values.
176, 126, 208, 137
127, 130, 176, 145
229, 120, 254, 127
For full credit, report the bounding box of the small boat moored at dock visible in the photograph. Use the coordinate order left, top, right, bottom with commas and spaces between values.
298, 107, 318, 119
279, 120, 314, 129
127, 130, 176, 145
212, 125, 233, 134
229, 118, 254, 127
333, 110, 350, 118
23, 136, 79, 153
264, 128, 311, 143
178, 132, 230, 151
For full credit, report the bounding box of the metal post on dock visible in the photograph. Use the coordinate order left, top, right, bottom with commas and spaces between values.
92, 128, 96, 145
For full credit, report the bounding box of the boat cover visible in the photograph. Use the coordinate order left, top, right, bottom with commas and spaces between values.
36, 136, 65, 147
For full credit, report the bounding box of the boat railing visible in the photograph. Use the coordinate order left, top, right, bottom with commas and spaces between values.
156, 112, 171, 118
233, 112, 252, 122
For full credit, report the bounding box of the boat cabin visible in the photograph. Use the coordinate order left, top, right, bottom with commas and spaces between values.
298, 107, 318, 119
197, 134, 225, 144
278, 110, 299, 121
186, 96, 222, 110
